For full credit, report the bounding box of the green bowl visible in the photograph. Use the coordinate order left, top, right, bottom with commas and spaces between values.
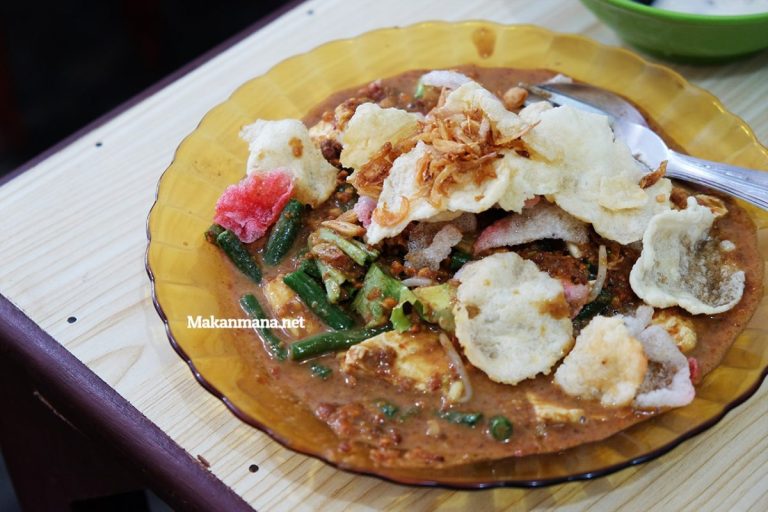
580, 0, 768, 62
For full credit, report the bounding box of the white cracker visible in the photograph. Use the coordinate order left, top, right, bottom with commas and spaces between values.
453, 252, 573, 385
241, 119, 337, 207
630, 197, 745, 315
340, 103, 422, 170
554, 316, 647, 407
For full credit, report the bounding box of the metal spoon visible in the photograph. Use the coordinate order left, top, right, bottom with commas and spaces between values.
524, 82, 768, 210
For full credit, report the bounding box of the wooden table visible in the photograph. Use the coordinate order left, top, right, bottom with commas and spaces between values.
1, 0, 766, 510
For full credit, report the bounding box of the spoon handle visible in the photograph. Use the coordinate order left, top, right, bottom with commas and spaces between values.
667, 150, 768, 210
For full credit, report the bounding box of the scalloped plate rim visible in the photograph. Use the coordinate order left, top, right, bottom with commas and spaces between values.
145, 21, 768, 489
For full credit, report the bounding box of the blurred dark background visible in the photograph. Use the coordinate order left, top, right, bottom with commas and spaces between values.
0, 2, 291, 510
0, 0, 292, 178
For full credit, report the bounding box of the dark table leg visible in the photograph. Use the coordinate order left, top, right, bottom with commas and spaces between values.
0, 296, 253, 512
0, 353, 151, 511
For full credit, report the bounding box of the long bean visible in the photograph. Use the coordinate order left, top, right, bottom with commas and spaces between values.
317, 228, 378, 266
488, 415, 513, 441
290, 324, 392, 361
309, 362, 332, 380
263, 199, 304, 265
414, 81, 425, 99
240, 294, 287, 361
205, 224, 225, 244
297, 257, 322, 280
449, 249, 472, 271
574, 288, 612, 324
374, 399, 399, 418
216, 230, 262, 283
436, 410, 483, 427
283, 270, 355, 330
315, 259, 345, 303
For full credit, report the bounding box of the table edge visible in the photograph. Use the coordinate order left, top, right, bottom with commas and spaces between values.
0, 2, 309, 509
0, 294, 253, 511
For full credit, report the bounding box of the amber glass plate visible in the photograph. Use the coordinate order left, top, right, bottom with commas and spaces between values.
146, 22, 768, 488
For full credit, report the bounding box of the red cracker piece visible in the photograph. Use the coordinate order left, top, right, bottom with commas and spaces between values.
214, 170, 294, 243
688, 357, 701, 384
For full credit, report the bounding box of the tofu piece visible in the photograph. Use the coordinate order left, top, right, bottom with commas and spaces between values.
453, 252, 573, 385
240, 119, 337, 207
526, 393, 584, 423
341, 331, 461, 399
651, 310, 697, 353
630, 197, 745, 315
340, 103, 422, 170
554, 316, 648, 407
262, 275, 321, 337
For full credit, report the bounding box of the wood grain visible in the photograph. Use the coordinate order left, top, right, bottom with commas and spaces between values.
1, 0, 766, 510
0, 295, 253, 511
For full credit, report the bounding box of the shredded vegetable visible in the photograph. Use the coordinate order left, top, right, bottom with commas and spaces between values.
439, 333, 472, 403
587, 244, 608, 303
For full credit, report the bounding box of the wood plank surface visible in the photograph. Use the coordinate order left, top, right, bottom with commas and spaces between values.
1, 0, 767, 510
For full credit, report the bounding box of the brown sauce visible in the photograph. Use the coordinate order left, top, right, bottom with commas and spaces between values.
218, 66, 763, 468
